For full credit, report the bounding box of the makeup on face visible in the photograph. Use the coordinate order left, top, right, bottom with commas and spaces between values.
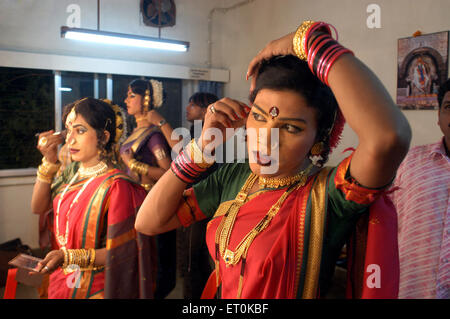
247, 89, 318, 178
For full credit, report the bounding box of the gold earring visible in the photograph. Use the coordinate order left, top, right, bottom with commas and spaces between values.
309, 142, 324, 167
310, 142, 324, 156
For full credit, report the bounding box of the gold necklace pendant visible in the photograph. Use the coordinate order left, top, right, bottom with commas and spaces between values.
223, 249, 236, 266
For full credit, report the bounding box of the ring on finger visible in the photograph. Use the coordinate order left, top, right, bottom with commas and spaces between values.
210, 105, 216, 114
43, 265, 50, 272
38, 136, 48, 147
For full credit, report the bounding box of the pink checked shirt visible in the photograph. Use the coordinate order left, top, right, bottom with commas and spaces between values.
389, 139, 449, 298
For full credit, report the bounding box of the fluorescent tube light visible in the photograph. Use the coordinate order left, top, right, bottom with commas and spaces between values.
61, 27, 189, 52
59, 87, 72, 92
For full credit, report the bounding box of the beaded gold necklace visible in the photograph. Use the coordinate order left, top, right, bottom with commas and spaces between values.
258, 170, 310, 189
214, 165, 312, 298
78, 161, 108, 178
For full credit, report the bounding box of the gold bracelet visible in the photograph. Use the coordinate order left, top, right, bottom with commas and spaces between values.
137, 162, 150, 176
60, 247, 69, 269
36, 170, 53, 183
188, 139, 214, 169
42, 157, 61, 174
89, 248, 96, 268
293, 20, 316, 61
129, 159, 150, 176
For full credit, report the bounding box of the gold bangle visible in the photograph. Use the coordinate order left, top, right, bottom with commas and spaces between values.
137, 162, 150, 176
129, 159, 150, 176
41, 157, 61, 175
60, 247, 68, 269
188, 139, 214, 169
129, 159, 139, 173
36, 170, 53, 184
89, 249, 96, 268
293, 20, 316, 61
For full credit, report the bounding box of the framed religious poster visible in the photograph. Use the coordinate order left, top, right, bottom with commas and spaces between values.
397, 31, 449, 110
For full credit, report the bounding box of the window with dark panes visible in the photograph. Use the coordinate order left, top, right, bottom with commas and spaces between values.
0, 67, 54, 169
61, 71, 95, 112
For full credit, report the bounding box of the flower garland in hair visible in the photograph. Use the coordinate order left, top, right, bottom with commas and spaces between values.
329, 109, 345, 152
149, 79, 164, 108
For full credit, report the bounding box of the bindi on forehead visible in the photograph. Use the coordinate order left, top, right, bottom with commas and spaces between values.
269, 106, 280, 119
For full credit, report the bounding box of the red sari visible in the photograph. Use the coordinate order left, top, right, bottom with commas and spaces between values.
48, 167, 155, 299
178, 155, 399, 298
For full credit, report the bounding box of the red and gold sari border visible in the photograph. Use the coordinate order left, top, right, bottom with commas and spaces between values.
301, 167, 331, 298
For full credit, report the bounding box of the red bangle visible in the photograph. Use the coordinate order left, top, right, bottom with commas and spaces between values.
317, 44, 341, 81
303, 22, 332, 54
170, 149, 209, 184
323, 49, 354, 85
182, 151, 208, 175
170, 161, 192, 184
307, 34, 330, 71
308, 36, 333, 75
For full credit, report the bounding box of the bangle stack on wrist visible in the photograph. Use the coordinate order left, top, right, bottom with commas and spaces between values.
293, 20, 354, 85
60, 247, 102, 274
170, 139, 214, 184
129, 159, 150, 176
36, 157, 61, 184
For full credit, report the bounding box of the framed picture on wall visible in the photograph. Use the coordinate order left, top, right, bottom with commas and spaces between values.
397, 31, 449, 110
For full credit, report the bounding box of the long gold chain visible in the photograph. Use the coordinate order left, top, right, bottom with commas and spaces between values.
216, 165, 312, 268
55, 162, 108, 247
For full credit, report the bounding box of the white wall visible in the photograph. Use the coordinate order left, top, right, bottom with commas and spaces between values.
213, 0, 449, 165
0, 0, 225, 67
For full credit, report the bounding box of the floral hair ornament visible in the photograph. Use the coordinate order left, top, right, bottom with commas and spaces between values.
143, 79, 164, 112
101, 99, 127, 144
328, 108, 345, 152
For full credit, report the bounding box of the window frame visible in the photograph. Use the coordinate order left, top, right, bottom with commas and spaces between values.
0, 49, 229, 176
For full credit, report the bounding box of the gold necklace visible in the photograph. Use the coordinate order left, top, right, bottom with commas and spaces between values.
214, 164, 312, 298
258, 169, 310, 189
55, 173, 95, 247
78, 161, 108, 178
55, 162, 108, 247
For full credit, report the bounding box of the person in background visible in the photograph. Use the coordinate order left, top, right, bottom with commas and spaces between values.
389, 78, 449, 299
134, 20, 411, 298
31, 97, 154, 298
147, 92, 219, 299
120, 79, 175, 299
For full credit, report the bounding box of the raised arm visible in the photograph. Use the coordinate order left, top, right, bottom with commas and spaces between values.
247, 26, 411, 188
135, 98, 249, 235
31, 130, 63, 214
147, 110, 181, 150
